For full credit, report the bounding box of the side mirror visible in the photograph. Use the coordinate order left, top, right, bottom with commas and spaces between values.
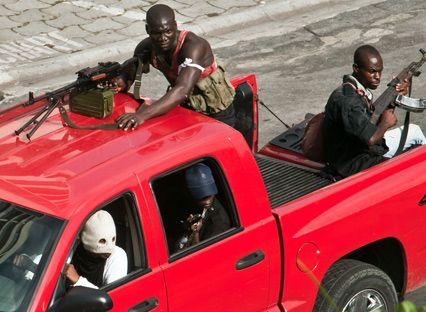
48, 286, 113, 312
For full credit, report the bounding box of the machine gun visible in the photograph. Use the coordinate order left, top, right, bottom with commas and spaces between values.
14, 58, 136, 140
370, 48, 426, 124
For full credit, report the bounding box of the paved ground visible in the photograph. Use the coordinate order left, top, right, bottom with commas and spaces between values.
0, 0, 344, 106
0, 0, 391, 108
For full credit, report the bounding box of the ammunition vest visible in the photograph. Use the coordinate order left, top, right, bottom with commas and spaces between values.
187, 65, 236, 114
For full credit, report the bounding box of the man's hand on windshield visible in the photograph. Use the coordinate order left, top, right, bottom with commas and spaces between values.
116, 113, 144, 131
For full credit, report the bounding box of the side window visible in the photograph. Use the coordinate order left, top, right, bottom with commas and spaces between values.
152, 158, 240, 256
101, 194, 146, 274
51, 192, 146, 303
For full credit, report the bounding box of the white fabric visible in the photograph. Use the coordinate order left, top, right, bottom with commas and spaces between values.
73, 245, 128, 289
81, 210, 116, 254
178, 58, 205, 74
384, 124, 426, 158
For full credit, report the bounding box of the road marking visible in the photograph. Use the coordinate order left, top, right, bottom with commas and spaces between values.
67, 0, 146, 21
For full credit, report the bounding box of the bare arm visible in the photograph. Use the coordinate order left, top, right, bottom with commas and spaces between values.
137, 65, 200, 117
117, 38, 209, 130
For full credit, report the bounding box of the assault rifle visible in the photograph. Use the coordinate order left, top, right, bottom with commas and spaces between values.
14, 57, 136, 140
370, 48, 426, 124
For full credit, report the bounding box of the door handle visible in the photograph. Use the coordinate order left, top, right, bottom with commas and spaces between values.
128, 297, 158, 312
236, 250, 265, 270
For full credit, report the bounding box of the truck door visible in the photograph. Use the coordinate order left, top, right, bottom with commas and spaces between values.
105, 191, 168, 311
145, 158, 274, 311
49, 189, 168, 312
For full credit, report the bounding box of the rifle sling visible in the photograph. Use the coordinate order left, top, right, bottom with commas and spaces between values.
394, 111, 410, 156
59, 106, 119, 130
395, 77, 414, 156
133, 57, 144, 100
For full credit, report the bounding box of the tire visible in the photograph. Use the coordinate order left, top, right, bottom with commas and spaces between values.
313, 259, 398, 312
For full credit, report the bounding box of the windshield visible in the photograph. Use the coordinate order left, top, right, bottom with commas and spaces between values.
0, 200, 63, 311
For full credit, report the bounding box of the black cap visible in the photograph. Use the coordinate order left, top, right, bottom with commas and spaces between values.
185, 164, 218, 199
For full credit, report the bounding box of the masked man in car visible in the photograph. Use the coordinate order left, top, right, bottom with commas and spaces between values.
64, 210, 128, 289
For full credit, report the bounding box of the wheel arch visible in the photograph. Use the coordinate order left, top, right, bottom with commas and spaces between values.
340, 237, 406, 296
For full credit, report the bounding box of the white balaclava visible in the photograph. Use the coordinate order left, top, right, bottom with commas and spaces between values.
81, 210, 116, 254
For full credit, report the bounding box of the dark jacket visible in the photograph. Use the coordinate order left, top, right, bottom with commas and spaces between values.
323, 75, 388, 177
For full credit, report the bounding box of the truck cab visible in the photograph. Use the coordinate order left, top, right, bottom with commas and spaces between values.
0, 75, 283, 311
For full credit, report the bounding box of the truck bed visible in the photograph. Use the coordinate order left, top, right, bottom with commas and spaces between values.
255, 154, 331, 208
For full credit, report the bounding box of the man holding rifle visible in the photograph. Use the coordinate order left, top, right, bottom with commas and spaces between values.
113, 4, 236, 130
323, 45, 426, 178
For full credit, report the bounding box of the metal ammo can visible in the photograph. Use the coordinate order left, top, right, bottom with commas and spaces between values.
69, 88, 114, 119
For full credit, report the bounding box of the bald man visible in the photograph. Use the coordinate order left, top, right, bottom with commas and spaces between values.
115, 4, 236, 129
323, 45, 425, 178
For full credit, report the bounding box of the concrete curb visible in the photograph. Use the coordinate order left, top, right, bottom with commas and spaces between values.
0, 0, 333, 89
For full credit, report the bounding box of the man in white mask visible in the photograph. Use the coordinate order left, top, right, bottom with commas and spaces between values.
64, 210, 128, 289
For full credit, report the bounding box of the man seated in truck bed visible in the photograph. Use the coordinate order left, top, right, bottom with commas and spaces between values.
323, 44, 426, 178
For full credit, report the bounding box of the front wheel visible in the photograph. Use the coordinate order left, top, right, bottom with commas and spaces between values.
313, 259, 398, 312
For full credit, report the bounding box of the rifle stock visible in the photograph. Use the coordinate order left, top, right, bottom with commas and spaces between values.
370, 48, 426, 124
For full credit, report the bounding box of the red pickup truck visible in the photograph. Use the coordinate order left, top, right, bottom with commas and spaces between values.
0, 74, 425, 312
